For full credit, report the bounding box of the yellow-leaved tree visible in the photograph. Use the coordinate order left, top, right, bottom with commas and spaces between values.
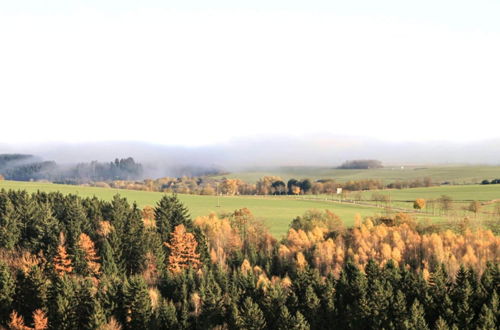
164, 224, 201, 273
78, 233, 101, 276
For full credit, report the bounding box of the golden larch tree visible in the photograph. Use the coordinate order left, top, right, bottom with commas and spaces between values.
33, 309, 48, 330
8, 311, 27, 330
53, 233, 73, 276
164, 224, 201, 273
78, 233, 101, 276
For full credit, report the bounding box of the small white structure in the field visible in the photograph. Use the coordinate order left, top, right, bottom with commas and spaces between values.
401, 166, 405, 170
336, 188, 343, 195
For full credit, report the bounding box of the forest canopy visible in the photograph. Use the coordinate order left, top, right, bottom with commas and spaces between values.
0, 189, 498, 329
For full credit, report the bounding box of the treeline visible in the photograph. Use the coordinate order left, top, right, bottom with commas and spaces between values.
481, 179, 500, 185
337, 159, 383, 169
0, 189, 498, 329
89, 176, 434, 196
0, 154, 143, 182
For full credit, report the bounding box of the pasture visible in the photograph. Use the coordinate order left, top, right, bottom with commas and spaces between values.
0, 180, 384, 238
2, 180, 497, 237
211, 165, 500, 184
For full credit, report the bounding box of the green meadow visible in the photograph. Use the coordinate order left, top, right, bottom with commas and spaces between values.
212, 165, 500, 184
2, 180, 498, 237
0, 180, 383, 238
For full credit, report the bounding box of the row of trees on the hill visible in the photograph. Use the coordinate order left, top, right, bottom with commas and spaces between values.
94, 176, 434, 197
0, 189, 498, 329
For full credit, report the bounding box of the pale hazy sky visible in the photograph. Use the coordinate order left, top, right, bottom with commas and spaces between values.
1, 1, 499, 146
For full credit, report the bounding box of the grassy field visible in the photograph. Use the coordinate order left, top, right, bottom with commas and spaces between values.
0, 180, 385, 238
2, 180, 497, 237
212, 165, 500, 184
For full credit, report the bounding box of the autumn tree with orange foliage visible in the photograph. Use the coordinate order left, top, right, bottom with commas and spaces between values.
8, 309, 48, 330
164, 224, 201, 273
53, 234, 73, 276
78, 233, 101, 276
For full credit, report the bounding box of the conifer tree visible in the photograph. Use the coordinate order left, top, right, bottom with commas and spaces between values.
0, 260, 15, 320
154, 194, 192, 242
123, 275, 152, 329
238, 297, 266, 330
16, 265, 50, 321
165, 224, 201, 273
78, 233, 101, 276
100, 239, 120, 276
276, 305, 294, 330
75, 279, 106, 329
405, 299, 429, 330
49, 275, 78, 330
476, 304, 496, 330
388, 290, 408, 330
32, 309, 48, 330
0, 197, 20, 249
452, 266, 474, 328
8, 310, 27, 330
293, 311, 311, 330
53, 237, 73, 277
434, 316, 449, 330
122, 205, 147, 275
156, 299, 179, 330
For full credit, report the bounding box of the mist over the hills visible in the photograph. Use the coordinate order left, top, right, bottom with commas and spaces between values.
1, 136, 499, 178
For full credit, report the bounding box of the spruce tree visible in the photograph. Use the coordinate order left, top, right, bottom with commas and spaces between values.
293, 311, 311, 330
476, 304, 496, 330
49, 275, 78, 330
123, 275, 152, 329
239, 297, 267, 330
434, 316, 450, 330
122, 205, 147, 275
155, 299, 179, 330
154, 195, 192, 243
452, 266, 474, 328
276, 305, 294, 330
0, 261, 15, 321
405, 299, 429, 330
75, 279, 106, 329
0, 197, 20, 249
15, 265, 49, 322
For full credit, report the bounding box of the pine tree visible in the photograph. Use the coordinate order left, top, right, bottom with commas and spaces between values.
165, 224, 201, 273
155, 299, 178, 330
452, 266, 474, 328
123, 275, 152, 329
49, 275, 78, 330
476, 304, 496, 330
0, 260, 15, 320
293, 311, 311, 330
238, 297, 266, 330
15, 265, 50, 321
75, 279, 106, 329
101, 239, 120, 276
434, 316, 449, 330
0, 197, 20, 249
388, 290, 408, 330
276, 305, 294, 330
154, 195, 192, 242
405, 299, 429, 330
121, 205, 147, 275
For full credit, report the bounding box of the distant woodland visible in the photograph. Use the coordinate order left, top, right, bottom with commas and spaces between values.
0, 154, 143, 182
0, 190, 498, 329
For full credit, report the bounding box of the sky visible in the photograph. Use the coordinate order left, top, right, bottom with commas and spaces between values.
1, 1, 500, 147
